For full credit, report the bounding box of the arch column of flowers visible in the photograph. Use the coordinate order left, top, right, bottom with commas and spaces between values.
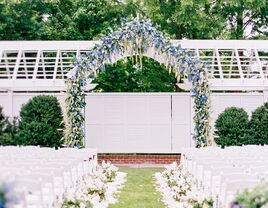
64, 18, 211, 148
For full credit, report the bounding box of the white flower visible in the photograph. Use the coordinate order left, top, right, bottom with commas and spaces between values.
62, 161, 126, 208
42, 13, 50, 22
154, 163, 213, 208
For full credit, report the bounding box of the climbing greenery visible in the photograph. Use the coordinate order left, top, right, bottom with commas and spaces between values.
65, 17, 211, 148
16, 95, 64, 148
93, 57, 177, 92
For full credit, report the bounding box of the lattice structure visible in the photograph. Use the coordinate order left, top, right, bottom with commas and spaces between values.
1, 40, 268, 91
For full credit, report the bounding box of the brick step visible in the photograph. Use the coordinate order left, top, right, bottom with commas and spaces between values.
98, 153, 181, 165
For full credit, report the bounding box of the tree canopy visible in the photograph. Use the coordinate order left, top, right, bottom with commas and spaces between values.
0, 0, 129, 40
1, 0, 267, 40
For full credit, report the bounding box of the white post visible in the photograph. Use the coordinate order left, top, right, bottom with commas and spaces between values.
215, 49, 223, 79
53, 50, 60, 80
235, 48, 244, 79
228, 50, 235, 78
12, 50, 22, 80
254, 49, 264, 79
33, 50, 41, 80
210, 50, 216, 78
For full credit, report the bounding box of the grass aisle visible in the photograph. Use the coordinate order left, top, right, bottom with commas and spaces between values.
109, 168, 166, 208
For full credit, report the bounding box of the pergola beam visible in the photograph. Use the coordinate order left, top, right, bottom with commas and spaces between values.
1, 40, 268, 92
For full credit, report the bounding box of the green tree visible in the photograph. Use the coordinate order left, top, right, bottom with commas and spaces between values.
1, 0, 268, 40
211, 0, 268, 39
40, 0, 127, 40
137, 0, 268, 39
0, 0, 42, 40
93, 57, 177, 92
0, 0, 129, 40
142, 0, 224, 39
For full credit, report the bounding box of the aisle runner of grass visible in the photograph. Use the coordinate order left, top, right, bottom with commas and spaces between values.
109, 168, 165, 208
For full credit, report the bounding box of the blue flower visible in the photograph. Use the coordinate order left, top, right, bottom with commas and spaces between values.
191, 88, 197, 96
0, 198, 4, 208
200, 95, 207, 103
187, 74, 193, 81
230, 201, 243, 208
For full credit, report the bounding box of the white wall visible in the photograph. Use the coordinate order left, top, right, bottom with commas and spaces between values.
85, 94, 175, 153
0, 92, 267, 153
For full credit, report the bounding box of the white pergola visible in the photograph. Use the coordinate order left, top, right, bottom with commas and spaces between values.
1, 40, 268, 91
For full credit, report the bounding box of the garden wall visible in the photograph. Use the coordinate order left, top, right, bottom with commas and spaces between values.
0, 92, 266, 153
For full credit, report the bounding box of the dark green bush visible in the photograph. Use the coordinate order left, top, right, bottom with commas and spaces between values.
0, 118, 19, 146
16, 95, 64, 147
0, 107, 5, 133
0, 107, 18, 145
215, 107, 249, 147
93, 57, 177, 92
0, 106, 7, 144
247, 102, 268, 145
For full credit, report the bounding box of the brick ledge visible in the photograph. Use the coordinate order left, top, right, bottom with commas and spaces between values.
98, 153, 181, 165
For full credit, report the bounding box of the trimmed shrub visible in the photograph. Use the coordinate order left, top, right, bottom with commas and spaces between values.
215, 107, 249, 147
247, 102, 268, 145
16, 95, 64, 147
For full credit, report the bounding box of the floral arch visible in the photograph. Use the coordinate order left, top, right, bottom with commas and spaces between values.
65, 18, 211, 148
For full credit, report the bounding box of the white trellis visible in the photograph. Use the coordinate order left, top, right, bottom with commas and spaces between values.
1, 40, 268, 91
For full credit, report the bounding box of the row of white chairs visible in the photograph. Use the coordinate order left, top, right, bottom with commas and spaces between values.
0, 146, 97, 208
180, 145, 268, 208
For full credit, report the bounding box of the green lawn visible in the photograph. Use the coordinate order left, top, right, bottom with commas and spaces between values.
109, 168, 166, 208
